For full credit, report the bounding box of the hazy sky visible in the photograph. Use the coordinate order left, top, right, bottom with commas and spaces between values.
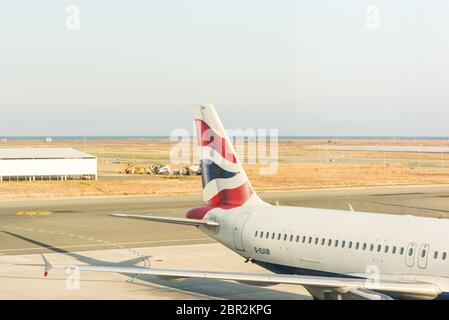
1, 0, 448, 136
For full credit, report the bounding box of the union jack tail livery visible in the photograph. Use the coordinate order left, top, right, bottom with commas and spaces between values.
194, 103, 266, 208
77, 105, 449, 301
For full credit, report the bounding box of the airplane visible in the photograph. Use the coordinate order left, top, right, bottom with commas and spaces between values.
42, 104, 449, 300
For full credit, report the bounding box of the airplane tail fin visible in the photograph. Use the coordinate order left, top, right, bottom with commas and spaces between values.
193, 104, 266, 208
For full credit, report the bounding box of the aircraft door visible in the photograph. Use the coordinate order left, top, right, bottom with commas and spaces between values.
233, 213, 250, 251
405, 242, 417, 267
418, 244, 430, 269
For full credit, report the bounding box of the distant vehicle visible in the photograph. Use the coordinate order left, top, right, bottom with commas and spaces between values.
112, 158, 121, 164
45, 137, 52, 142
42, 104, 449, 300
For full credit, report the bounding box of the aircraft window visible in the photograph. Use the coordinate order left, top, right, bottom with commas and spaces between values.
400, 247, 404, 255
421, 250, 426, 258
385, 245, 389, 253
321, 238, 325, 246
328, 239, 332, 246
342, 240, 346, 248
377, 244, 381, 252
277, 233, 281, 240
272, 233, 275, 239
363, 243, 367, 250
335, 240, 339, 247
348, 241, 353, 249
290, 234, 293, 242
283, 234, 287, 241
434, 251, 438, 259
302, 236, 306, 243
296, 235, 300, 242
443, 252, 447, 260
255, 231, 258, 237
392, 246, 397, 254
370, 244, 374, 251
260, 231, 264, 238
308, 237, 312, 244
315, 237, 319, 245
355, 242, 360, 250
408, 248, 414, 256
266, 232, 270, 239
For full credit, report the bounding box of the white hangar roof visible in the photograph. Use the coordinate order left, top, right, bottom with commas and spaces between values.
0, 148, 96, 160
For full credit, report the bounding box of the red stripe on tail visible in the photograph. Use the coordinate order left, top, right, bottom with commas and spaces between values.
206, 181, 253, 207
186, 182, 253, 220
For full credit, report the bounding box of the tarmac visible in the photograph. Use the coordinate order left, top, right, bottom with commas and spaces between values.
0, 243, 311, 299
2, 184, 449, 299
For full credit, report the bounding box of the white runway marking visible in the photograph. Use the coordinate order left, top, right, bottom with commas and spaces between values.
0, 238, 211, 252
1, 224, 154, 270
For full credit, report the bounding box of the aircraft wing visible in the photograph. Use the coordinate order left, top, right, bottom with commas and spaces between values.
111, 213, 219, 226
41, 255, 440, 300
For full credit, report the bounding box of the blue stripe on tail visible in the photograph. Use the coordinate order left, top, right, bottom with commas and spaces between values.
200, 159, 239, 188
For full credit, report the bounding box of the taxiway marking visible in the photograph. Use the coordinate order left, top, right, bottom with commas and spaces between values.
0, 237, 211, 252
16, 211, 52, 216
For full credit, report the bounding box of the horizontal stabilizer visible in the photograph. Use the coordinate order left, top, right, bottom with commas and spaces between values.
111, 213, 219, 226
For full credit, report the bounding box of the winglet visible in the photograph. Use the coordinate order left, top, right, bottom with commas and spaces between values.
41, 254, 53, 277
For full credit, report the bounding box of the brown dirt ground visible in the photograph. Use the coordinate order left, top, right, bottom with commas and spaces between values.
1, 139, 449, 199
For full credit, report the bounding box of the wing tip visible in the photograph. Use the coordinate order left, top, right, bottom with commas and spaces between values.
41, 254, 53, 277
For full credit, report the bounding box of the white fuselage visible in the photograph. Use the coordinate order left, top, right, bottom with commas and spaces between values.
199, 205, 449, 296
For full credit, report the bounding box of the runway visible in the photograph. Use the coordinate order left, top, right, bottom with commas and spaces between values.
2, 184, 449, 299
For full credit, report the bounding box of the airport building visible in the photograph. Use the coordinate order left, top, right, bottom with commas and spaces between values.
0, 148, 97, 182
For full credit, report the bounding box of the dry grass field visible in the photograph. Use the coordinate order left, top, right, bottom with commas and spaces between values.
1, 138, 449, 199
